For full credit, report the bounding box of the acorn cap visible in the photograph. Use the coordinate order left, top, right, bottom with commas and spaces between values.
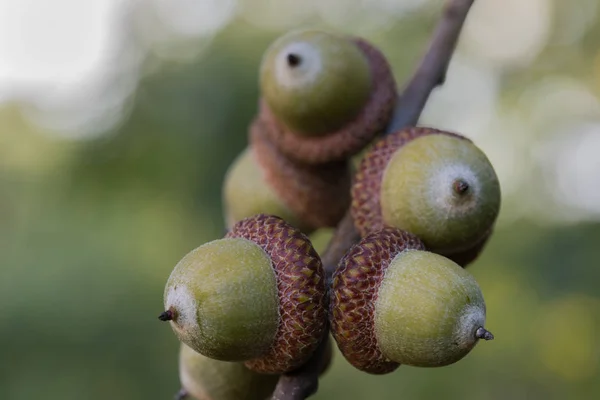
330, 228, 425, 374
250, 117, 352, 230
226, 214, 328, 374
222, 146, 313, 234
259, 38, 397, 164
445, 227, 493, 267
179, 343, 279, 400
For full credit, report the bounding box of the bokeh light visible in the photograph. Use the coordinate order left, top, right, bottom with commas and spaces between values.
1, 1, 600, 399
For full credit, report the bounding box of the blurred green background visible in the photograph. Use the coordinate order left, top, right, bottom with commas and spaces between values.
1, 0, 600, 399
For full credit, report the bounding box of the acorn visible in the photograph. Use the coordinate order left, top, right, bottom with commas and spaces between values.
177, 343, 279, 400
330, 228, 493, 374
176, 339, 334, 400
160, 214, 328, 374
249, 117, 352, 230
259, 29, 397, 164
351, 127, 501, 265
221, 146, 312, 233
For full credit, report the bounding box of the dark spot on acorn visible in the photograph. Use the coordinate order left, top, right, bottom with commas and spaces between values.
475, 327, 494, 341
453, 178, 470, 195
159, 308, 176, 322
287, 53, 301, 67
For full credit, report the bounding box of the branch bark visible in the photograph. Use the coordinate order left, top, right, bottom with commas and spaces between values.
271, 1, 476, 398
388, 0, 475, 133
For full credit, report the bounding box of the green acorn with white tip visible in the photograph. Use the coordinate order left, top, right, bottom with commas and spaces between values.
260, 29, 371, 136
330, 228, 493, 374
258, 29, 397, 164
351, 127, 501, 265
160, 214, 328, 374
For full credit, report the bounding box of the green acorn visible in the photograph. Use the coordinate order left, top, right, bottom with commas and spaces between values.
260, 29, 371, 136
330, 228, 493, 374
221, 146, 312, 233
258, 29, 397, 164
177, 343, 279, 400
351, 127, 501, 265
248, 117, 352, 230
160, 214, 327, 374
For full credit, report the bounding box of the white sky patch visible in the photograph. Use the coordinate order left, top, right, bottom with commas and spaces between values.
420, 56, 499, 139
240, 0, 316, 31
0, 0, 120, 91
546, 123, 600, 220
151, 0, 238, 38
316, 0, 432, 34
518, 76, 600, 132
0, 0, 139, 138
462, 0, 552, 68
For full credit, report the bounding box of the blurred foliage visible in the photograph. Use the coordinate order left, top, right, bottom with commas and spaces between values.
1, 1, 600, 400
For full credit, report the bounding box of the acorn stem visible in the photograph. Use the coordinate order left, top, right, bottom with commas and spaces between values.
174, 388, 188, 400
286, 53, 301, 67
158, 308, 175, 322
475, 327, 494, 341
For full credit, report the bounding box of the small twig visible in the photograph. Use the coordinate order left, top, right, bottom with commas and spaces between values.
388, 0, 475, 133
271, 1, 476, 399
270, 337, 330, 400
322, 211, 361, 280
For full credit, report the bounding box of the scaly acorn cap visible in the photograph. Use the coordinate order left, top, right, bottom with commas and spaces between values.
445, 227, 493, 267
330, 228, 493, 373
259, 36, 397, 164
250, 117, 352, 229
178, 343, 279, 400
351, 127, 501, 265
227, 214, 328, 373
330, 228, 426, 374
162, 215, 327, 375
222, 146, 313, 234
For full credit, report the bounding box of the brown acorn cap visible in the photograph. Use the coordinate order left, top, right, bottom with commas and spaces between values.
351, 127, 467, 237
226, 214, 328, 374
319, 337, 334, 377
259, 38, 397, 164
250, 117, 352, 230
330, 228, 425, 374
445, 227, 492, 267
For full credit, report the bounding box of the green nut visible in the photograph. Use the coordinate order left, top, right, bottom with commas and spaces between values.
178, 343, 279, 400
260, 29, 371, 136
164, 238, 279, 361
381, 134, 501, 254
222, 147, 310, 232
375, 250, 490, 367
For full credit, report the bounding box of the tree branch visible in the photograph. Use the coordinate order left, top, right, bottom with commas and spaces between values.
387, 0, 475, 133
271, 1, 476, 398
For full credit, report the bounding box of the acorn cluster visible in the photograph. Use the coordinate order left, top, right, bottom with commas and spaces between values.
160, 29, 500, 399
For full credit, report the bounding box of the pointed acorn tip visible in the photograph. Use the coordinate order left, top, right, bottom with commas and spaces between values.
475, 327, 494, 341
158, 309, 174, 322
174, 388, 188, 400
